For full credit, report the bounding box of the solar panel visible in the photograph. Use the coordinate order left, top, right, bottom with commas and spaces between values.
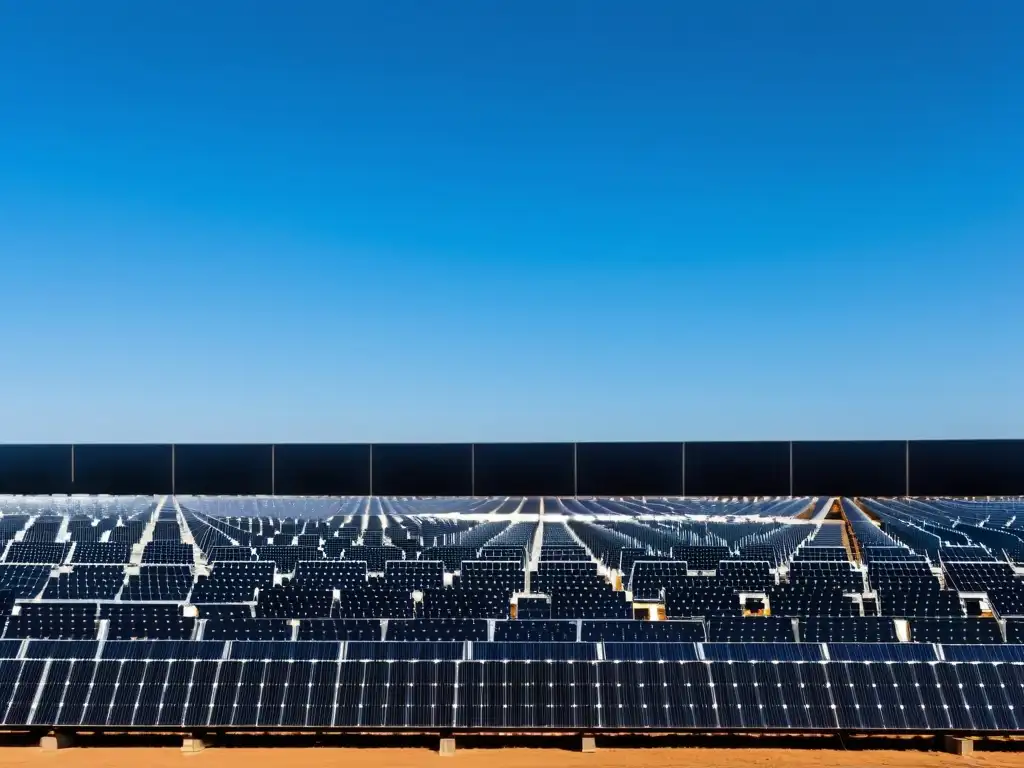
346, 641, 463, 661
472, 642, 599, 661
942, 644, 1024, 662
830, 662, 883, 730
827, 642, 938, 662
131, 660, 176, 727
0, 639, 21, 659
230, 640, 340, 661
52, 658, 97, 726
602, 642, 699, 661
0, 659, 45, 726
701, 642, 824, 662
24, 640, 99, 660
99, 640, 226, 660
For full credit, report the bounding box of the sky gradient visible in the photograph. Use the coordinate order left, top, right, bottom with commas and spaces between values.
1, 2, 1022, 443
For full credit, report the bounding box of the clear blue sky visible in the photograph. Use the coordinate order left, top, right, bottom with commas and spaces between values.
1, 2, 1021, 443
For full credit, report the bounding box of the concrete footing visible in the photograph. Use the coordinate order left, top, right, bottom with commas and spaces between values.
181, 738, 208, 753
942, 736, 973, 756
40, 734, 74, 750
439, 737, 456, 756
581, 736, 597, 753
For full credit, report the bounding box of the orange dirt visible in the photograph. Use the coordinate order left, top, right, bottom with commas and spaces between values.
4, 746, 1024, 768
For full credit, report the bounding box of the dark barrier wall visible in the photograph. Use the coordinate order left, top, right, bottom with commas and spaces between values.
73, 444, 173, 495
273, 444, 371, 496
792, 441, 907, 497
908, 439, 1024, 497
371, 444, 473, 496
173, 444, 273, 495
0, 445, 72, 495
0, 439, 1021, 496
684, 441, 791, 497
576, 442, 683, 496
473, 443, 575, 496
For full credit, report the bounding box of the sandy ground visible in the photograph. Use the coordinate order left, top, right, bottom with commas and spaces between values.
4, 745, 1024, 768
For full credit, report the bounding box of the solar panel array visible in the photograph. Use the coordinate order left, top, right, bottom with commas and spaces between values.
0, 494, 1021, 733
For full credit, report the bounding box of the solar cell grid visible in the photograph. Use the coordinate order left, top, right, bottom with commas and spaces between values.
422, 588, 510, 619
800, 616, 899, 643
460, 560, 524, 592
343, 545, 404, 572
43, 565, 126, 600
944, 561, 1018, 591
257, 545, 323, 573
0, 565, 51, 598
384, 560, 444, 590
141, 542, 194, 564
387, 618, 486, 642
707, 616, 795, 642
514, 595, 552, 619
909, 617, 1003, 643
4, 543, 70, 564
299, 619, 381, 641
879, 586, 964, 617
630, 560, 690, 601
203, 617, 292, 641
71, 543, 132, 564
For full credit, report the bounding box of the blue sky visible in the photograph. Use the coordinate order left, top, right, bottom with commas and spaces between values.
1, 2, 1021, 442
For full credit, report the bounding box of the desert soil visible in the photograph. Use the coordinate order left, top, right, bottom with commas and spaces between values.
3, 746, 1024, 768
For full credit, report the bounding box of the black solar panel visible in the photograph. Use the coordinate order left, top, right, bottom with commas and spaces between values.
203, 618, 292, 641
581, 620, 705, 642
707, 616, 794, 642
346, 642, 463, 661
387, 619, 486, 642
942, 644, 1024, 662
298, 619, 382, 641
472, 642, 599, 661
827, 642, 939, 662
702, 642, 824, 661
800, 616, 899, 643
43, 565, 125, 600
142, 542, 195, 564
0, 565, 52, 598
71, 543, 132, 564
384, 560, 444, 591
5, 543, 70, 564
602, 643, 700, 661
24, 639, 100, 659
909, 617, 1003, 643
494, 619, 577, 642
100, 640, 224, 660
229, 640, 340, 661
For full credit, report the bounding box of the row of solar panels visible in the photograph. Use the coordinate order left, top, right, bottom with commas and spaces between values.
2, 615, 1015, 643
8, 543, 1019, 590
8, 570, 1024, 621
0, 548, 935, 582
0, 659, 1021, 731
7, 639, 1024, 662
